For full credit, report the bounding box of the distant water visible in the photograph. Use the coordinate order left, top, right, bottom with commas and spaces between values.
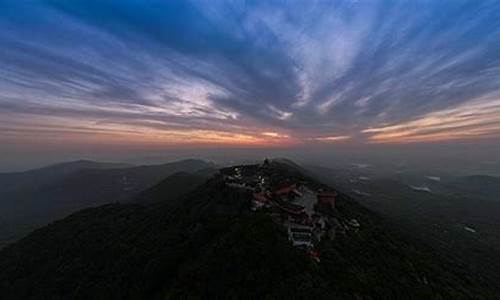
352, 163, 370, 169
464, 226, 477, 233
352, 189, 371, 197
410, 185, 432, 193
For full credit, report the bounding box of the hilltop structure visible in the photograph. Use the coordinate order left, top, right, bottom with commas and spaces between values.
220, 159, 360, 261
0, 159, 496, 299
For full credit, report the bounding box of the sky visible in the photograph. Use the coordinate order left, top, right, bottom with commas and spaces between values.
1, 0, 500, 170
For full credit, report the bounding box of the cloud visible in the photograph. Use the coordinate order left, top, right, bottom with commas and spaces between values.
261, 132, 290, 139
0, 0, 499, 147
313, 136, 351, 142
363, 93, 500, 143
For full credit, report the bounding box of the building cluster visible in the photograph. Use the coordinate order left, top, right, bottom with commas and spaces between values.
220, 159, 361, 263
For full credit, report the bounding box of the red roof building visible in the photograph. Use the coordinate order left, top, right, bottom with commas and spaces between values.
291, 212, 313, 226
309, 250, 321, 263
273, 199, 305, 215
274, 183, 302, 197
274, 184, 296, 196
317, 191, 336, 207
253, 192, 269, 203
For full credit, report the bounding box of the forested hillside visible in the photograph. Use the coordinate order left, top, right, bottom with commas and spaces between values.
0, 161, 497, 299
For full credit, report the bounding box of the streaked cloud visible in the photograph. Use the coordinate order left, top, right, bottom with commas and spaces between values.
313, 136, 351, 142
261, 132, 290, 139
363, 94, 500, 143
0, 0, 499, 147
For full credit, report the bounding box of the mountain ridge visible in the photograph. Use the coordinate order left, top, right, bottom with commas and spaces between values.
0, 159, 216, 249
0, 160, 497, 299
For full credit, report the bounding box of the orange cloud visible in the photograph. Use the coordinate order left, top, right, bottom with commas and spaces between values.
363, 95, 500, 143
313, 135, 351, 142
261, 132, 290, 138
0, 113, 298, 147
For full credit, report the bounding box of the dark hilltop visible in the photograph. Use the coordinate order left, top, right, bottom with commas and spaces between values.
0, 159, 497, 299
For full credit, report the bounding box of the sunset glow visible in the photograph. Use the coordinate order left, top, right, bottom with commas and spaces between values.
1, 0, 499, 155
363, 95, 500, 143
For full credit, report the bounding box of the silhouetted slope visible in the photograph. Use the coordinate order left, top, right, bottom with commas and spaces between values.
0, 176, 250, 299
0, 160, 130, 195
135, 172, 208, 204
166, 214, 326, 299
36, 159, 214, 204
0, 161, 497, 299
0, 159, 215, 248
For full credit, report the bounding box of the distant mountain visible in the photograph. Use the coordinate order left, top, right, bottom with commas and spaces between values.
0, 160, 497, 299
307, 165, 500, 287
444, 175, 500, 202
135, 170, 215, 205
0, 160, 131, 195
0, 159, 215, 248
